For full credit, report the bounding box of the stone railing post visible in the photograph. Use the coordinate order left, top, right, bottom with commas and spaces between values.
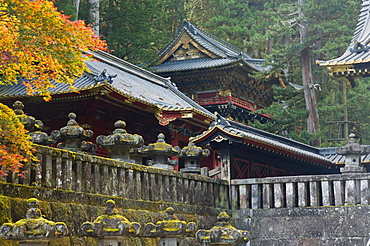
139, 133, 181, 170
196, 212, 249, 245
96, 120, 144, 163
143, 207, 197, 245
0, 198, 68, 246
80, 200, 140, 246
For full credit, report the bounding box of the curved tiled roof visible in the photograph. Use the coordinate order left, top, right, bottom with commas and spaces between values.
191, 115, 332, 164
150, 57, 266, 73
154, 21, 267, 72
317, 0, 370, 68
0, 50, 215, 120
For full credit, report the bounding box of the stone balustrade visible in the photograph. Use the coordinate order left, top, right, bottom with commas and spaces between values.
2, 144, 229, 209
231, 173, 370, 209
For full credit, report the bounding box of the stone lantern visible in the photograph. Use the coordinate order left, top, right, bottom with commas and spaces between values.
139, 133, 181, 170
80, 200, 140, 246
12, 101, 54, 146
51, 112, 95, 152
178, 142, 210, 174
96, 120, 144, 162
336, 133, 370, 173
196, 212, 249, 245
0, 198, 68, 246
143, 207, 197, 246
130, 145, 148, 164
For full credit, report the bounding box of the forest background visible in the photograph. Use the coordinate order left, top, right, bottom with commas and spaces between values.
55, 0, 370, 146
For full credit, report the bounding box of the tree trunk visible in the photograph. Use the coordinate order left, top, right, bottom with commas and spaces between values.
89, 0, 99, 36
298, 0, 320, 146
72, 0, 80, 19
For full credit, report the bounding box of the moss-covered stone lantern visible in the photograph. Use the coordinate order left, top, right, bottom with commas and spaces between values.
196, 212, 249, 245
0, 198, 68, 246
143, 207, 197, 246
80, 200, 140, 246
12, 101, 54, 146
51, 112, 95, 152
139, 133, 181, 170
130, 145, 148, 164
178, 142, 210, 174
96, 120, 144, 163
336, 133, 370, 173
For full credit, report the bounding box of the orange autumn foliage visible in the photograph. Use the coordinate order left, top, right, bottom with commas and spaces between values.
0, 0, 107, 99
0, 103, 36, 177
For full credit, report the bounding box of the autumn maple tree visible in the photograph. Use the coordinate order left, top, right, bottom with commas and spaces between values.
0, 104, 35, 177
0, 0, 107, 97
0, 0, 106, 175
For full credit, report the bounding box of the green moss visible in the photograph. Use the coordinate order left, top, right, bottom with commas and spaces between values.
0, 237, 17, 246
49, 236, 70, 246
0, 196, 11, 224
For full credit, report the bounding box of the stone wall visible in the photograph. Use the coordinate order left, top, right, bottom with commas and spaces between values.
0, 182, 222, 246
234, 206, 370, 246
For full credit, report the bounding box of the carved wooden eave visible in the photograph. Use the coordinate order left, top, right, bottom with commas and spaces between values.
156, 28, 221, 66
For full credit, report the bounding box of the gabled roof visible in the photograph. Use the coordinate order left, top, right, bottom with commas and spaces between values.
317, 0, 370, 80
0, 50, 215, 124
150, 21, 267, 73
191, 115, 333, 166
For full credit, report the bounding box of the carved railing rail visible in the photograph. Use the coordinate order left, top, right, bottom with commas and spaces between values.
231, 173, 370, 209
2, 145, 229, 208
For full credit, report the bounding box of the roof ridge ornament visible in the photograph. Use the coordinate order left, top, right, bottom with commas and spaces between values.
94, 69, 117, 84
350, 40, 370, 53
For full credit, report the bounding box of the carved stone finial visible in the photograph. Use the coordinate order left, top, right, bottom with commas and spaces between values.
96, 120, 144, 162
80, 200, 140, 238
139, 133, 181, 170
12, 101, 54, 146
143, 207, 197, 241
51, 112, 95, 152
196, 212, 249, 245
0, 198, 68, 243
178, 142, 210, 174
336, 133, 370, 173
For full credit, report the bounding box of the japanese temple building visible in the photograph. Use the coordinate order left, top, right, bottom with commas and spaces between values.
317, 0, 370, 87
0, 39, 367, 179
0, 50, 215, 163
149, 21, 282, 124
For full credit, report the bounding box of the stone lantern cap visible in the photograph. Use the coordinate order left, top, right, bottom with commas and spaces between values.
139, 133, 181, 169
51, 112, 94, 152
96, 120, 144, 162
178, 142, 210, 158
80, 200, 140, 237
12, 101, 54, 146
196, 212, 249, 244
0, 198, 68, 242
336, 133, 370, 155
143, 207, 197, 238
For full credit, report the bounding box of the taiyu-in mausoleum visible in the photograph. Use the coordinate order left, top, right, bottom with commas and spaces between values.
4, 5, 370, 243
